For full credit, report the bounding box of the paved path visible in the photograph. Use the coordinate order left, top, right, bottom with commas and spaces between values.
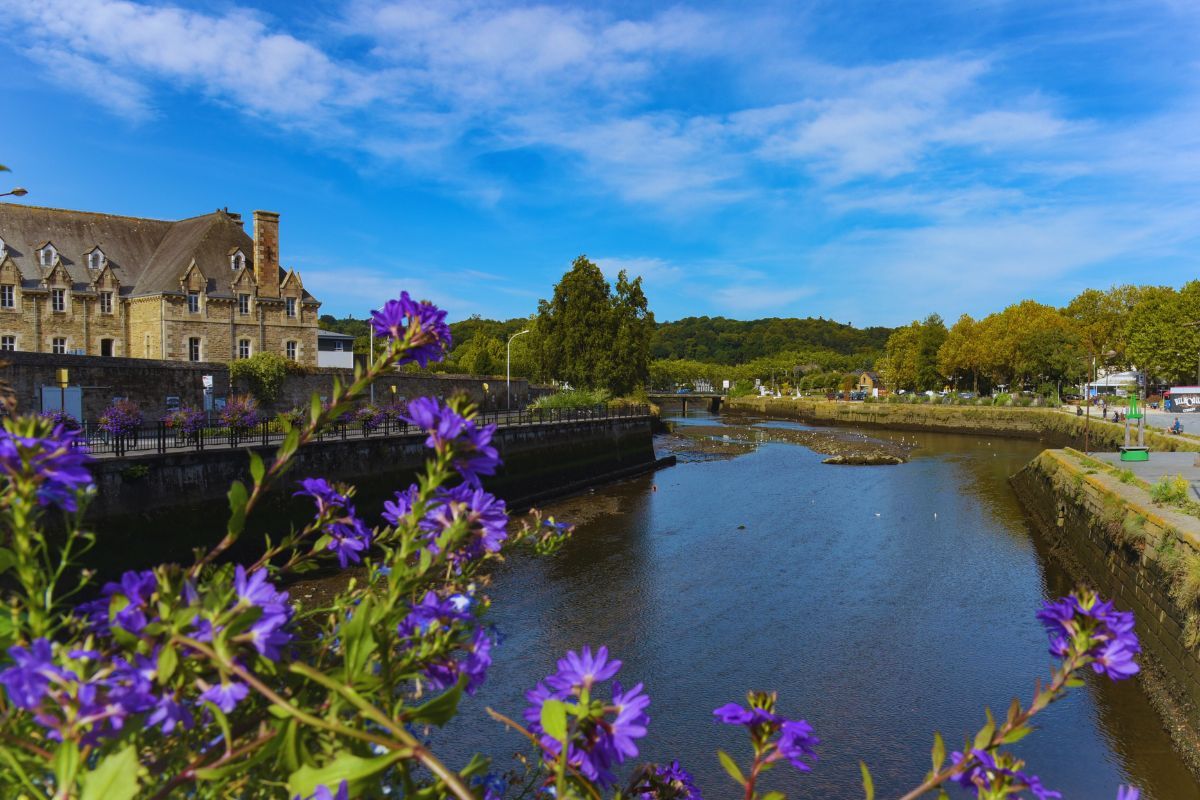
1094, 451, 1200, 502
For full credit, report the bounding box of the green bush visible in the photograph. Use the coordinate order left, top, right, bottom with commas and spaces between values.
230, 352, 291, 403
530, 388, 612, 410
993, 393, 1012, 406
1150, 473, 1190, 505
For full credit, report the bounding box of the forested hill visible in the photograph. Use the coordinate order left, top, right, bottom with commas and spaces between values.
651, 316, 893, 364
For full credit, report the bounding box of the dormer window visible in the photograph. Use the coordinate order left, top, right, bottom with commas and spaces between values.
0, 237, 6, 258
87, 249, 106, 270
39, 244, 56, 267
231, 250, 246, 271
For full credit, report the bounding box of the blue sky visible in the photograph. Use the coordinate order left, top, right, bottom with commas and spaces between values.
2, 0, 1199, 325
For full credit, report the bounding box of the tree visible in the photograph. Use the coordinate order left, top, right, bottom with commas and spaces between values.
916, 313, 948, 390
881, 317, 945, 392
1126, 282, 1200, 384
535, 256, 655, 393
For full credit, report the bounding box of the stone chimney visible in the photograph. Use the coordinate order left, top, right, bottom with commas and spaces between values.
253, 210, 280, 298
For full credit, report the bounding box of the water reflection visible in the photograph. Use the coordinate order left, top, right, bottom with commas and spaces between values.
438, 411, 1199, 799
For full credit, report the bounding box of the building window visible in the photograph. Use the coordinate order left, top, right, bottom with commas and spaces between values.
0, 237, 6, 258
99, 291, 113, 314
286, 297, 296, 318
52, 337, 66, 355
0, 285, 13, 309
88, 250, 105, 270
231, 251, 245, 270
239, 293, 250, 315
51, 289, 65, 313
187, 291, 200, 314
238, 339, 251, 359
0, 336, 14, 352
39, 245, 56, 266
333, 340, 345, 352
100, 338, 114, 357
286, 341, 297, 361
188, 337, 201, 362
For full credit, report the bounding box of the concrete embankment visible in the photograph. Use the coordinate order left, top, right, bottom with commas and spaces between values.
86, 416, 657, 573
1013, 450, 1200, 768
725, 396, 1200, 452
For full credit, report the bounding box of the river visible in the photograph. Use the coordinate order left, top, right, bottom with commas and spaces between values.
438, 409, 1200, 799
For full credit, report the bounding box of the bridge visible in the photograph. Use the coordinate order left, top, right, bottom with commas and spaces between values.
647, 392, 724, 414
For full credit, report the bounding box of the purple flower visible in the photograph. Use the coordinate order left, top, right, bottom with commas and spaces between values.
402, 397, 502, 486
398, 591, 473, 636
327, 517, 371, 568
163, 406, 206, 435
199, 680, 249, 713
295, 478, 350, 516
714, 694, 818, 775
220, 395, 260, 432
713, 702, 779, 727
146, 691, 193, 734
473, 773, 507, 800
547, 645, 622, 692
78, 569, 159, 635
636, 761, 703, 800
421, 484, 508, 564
951, 749, 1061, 800
0, 423, 94, 511
371, 292, 451, 367
0, 639, 63, 709
1117, 787, 1140, 800
234, 566, 293, 661
294, 781, 350, 800
776, 719, 820, 772
1037, 592, 1141, 680
524, 647, 649, 789
382, 485, 420, 526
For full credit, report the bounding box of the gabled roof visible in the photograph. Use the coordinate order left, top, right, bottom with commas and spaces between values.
0, 203, 317, 303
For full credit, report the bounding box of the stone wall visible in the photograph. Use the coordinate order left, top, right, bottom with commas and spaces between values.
726, 396, 1200, 452
82, 415, 656, 573
0, 350, 547, 419
1013, 450, 1200, 759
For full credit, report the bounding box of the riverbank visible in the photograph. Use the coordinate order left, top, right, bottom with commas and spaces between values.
725, 396, 1200, 452
1013, 449, 1200, 774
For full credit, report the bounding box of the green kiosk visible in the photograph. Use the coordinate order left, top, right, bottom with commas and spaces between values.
1120, 394, 1150, 462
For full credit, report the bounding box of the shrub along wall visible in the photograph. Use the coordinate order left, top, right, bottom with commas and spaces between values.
1013, 450, 1200, 764
725, 396, 1200, 452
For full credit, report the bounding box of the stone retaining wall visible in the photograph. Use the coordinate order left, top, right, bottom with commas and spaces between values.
1013, 450, 1200, 756
83, 416, 655, 575
726, 396, 1200, 452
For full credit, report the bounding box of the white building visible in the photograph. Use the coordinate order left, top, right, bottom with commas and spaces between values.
316, 329, 355, 369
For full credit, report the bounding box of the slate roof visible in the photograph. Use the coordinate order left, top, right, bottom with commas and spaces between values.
0, 203, 317, 302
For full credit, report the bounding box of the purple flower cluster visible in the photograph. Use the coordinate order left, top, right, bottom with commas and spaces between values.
1036, 592, 1140, 680
397, 591, 493, 693
163, 406, 207, 436
296, 477, 373, 567
39, 409, 80, 430
524, 646, 650, 787
294, 781, 349, 800
98, 400, 143, 437
233, 565, 293, 662
220, 395, 260, 432
0, 422, 94, 511
383, 481, 508, 568
371, 292, 451, 367
355, 404, 386, 431
950, 749, 1061, 800
635, 761, 703, 800
714, 695, 819, 773
403, 397, 500, 486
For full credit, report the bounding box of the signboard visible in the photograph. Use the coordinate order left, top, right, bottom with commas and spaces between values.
722, 380, 731, 389
201, 374, 214, 390
165, 396, 181, 413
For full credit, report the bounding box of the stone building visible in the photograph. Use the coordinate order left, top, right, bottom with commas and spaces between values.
0, 203, 320, 365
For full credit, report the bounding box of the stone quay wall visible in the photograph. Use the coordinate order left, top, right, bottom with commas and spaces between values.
725, 396, 1200, 452
0, 350, 548, 419
82, 415, 656, 573
1013, 450, 1200, 763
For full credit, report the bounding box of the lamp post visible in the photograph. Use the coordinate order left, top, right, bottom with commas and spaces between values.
0, 188, 27, 198
507, 329, 530, 410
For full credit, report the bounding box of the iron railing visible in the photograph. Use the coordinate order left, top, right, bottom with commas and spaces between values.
72, 403, 650, 458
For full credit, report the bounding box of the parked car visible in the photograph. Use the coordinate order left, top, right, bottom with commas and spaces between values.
959, 392, 975, 400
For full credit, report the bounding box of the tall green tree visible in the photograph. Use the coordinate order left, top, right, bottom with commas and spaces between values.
1126, 282, 1200, 384
536, 255, 655, 392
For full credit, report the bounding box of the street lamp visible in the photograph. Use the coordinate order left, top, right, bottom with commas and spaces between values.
507, 329, 530, 410
0, 188, 27, 198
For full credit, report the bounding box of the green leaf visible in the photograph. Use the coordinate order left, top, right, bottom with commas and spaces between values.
972, 708, 996, 751
54, 741, 81, 789
0, 547, 16, 575
540, 699, 568, 742
931, 732, 945, 772
249, 451, 265, 485
410, 676, 466, 726
227, 480, 249, 537
860, 761, 875, 800
80, 745, 139, 800
288, 751, 406, 797
762, 793, 786, 800
341, 597, 377, 676
157, 645, 178, 682
717, 750, 747, 787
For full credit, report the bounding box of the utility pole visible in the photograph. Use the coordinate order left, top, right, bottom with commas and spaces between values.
507, 329, 530, 410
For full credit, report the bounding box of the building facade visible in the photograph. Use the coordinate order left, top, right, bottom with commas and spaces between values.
0, 204, 320, 366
